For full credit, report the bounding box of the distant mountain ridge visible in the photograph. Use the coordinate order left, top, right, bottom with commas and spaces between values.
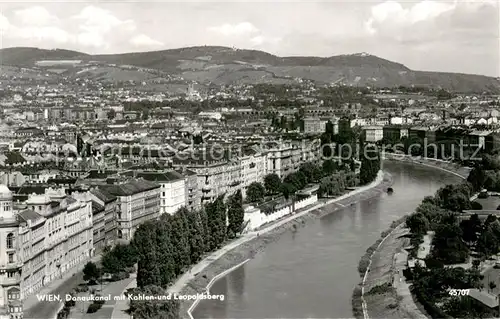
1, 46, 499, 93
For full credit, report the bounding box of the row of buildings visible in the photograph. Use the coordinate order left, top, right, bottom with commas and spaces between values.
0, 136, 322, 318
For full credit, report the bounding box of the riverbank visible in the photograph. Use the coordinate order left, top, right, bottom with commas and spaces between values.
383, 153, 471, 179
353, 156, 469, 319
176, 171, 393, 319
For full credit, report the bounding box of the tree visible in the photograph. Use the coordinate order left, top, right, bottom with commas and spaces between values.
101, 244, 135, 275
246, 182, 265, 203
299, 162, 322, 183
477, 226, 499, 258
264, 174, 281, 195
206, 196, 226, 251
227, 190, 244, 238
470, 214, 483, 233
155, 218, 175, 288
468, 167, 486, 191
280, 182, 296, 200
83, 262, 100, 284
114, 244, 137, 268
128, 285, 180, 319
432, 223, 469, 264
406, 213, 430, 235
101, 249, 123, 275
460, 219, 478, 244
359, 145, 380, 185
185, 210, 205, 264
170, 209, 191, 275
284, 172, 306, 191
133, 222, 161, 288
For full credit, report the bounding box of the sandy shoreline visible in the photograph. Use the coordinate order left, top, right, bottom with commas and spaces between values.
353, 157, 469, 319
179, 171, 393, 319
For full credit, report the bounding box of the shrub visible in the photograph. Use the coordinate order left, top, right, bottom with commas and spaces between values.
94, 297, 105, 306
478, 192, 489, 199
64, 299, 76, 308
358, 258, 370, 275
351, 286, 363, 318
110, 271, 130, 282
125, 266, 135, 273
425, 257, 444, 269
411, 285, 451, 319
75, 285, 89, 293
366, 283, 392, 295
87, 303, 102, 313
57, 307, 70, 319
471, 202, 483, 210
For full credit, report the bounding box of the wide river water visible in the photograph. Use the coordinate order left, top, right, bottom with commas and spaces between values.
193, 161, 463, 319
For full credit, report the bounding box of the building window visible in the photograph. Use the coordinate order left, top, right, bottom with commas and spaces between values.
6, 233, 14, 249
7, 288, 19, 300
8, 253, 14, 263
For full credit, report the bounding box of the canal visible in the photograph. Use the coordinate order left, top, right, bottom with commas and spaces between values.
193, 161, 463, 319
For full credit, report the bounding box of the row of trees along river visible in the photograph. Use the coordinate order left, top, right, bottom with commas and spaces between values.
403, 151, 500, 318
73, 143, 381, 319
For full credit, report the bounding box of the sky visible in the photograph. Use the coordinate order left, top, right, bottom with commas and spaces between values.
0, 0, 498, 77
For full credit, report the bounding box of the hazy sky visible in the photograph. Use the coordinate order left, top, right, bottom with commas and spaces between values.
0, 0, 498, 76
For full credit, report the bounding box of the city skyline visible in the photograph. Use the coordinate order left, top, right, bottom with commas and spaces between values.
0, 0, 498, 77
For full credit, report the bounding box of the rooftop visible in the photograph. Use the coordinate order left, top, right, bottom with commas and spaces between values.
136, 171, 184, 183
99, 179, 160, 196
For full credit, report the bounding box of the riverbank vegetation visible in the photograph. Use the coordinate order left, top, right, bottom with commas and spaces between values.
357, 216, 409, 276
403, 153, 500, 318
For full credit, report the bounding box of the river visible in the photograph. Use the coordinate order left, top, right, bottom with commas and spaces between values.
193, 161, 463, 319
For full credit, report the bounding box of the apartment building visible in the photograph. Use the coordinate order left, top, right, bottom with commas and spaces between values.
304, 117, 325, 135
409, 126, 437, 144
87, 189, 118, 252
0, 185, 22, 319
301, 138, 321, 164
45, 108, 96, 122
20, 189, 93, 299
240, 150, 267, 198
177, 169, 200, 211
137, 171, 186, 215
99, 180, 161, 241
178, 156, 241, 205
363, 126, 384, 143
383, 125, 409, 143
265, 142, 302, 178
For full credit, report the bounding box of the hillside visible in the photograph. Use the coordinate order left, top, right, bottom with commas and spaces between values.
0, 46, 498, 92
